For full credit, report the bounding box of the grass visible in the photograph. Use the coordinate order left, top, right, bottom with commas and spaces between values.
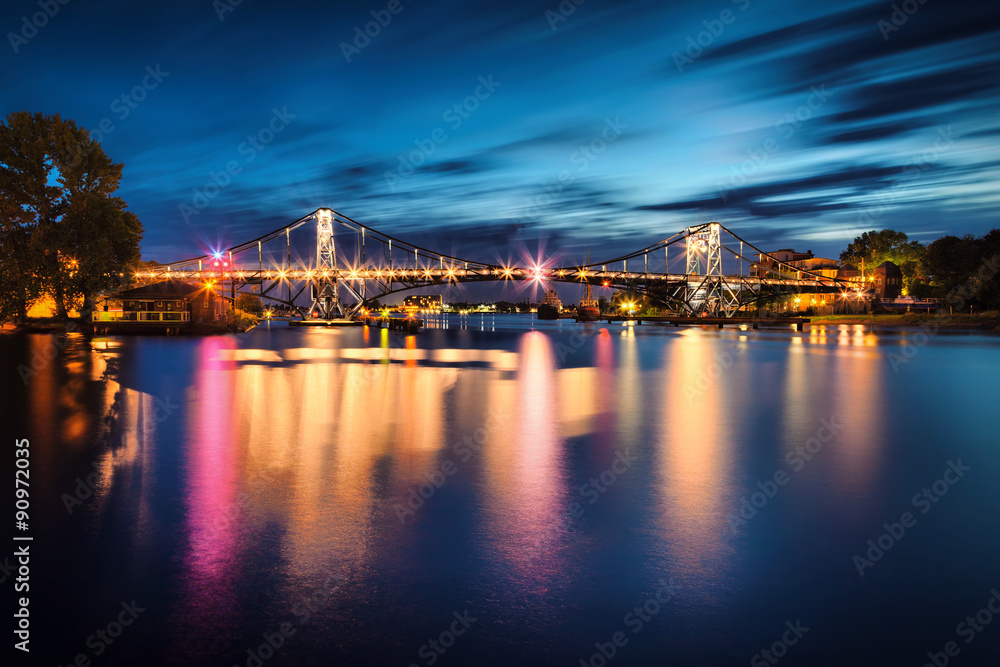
810, 311, 1000, 328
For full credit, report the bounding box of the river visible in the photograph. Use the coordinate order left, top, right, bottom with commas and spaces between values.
2, 315, 999, 666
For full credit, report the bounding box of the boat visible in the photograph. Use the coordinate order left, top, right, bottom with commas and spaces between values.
881, 295, 939, 312
576, 251, 601, 321
537, 289, 562, 320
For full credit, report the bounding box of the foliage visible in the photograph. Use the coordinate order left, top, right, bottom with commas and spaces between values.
0, 111, 142, 322
227, 308, 259, 332
840, 229, 925, 290
234, 293, 263, 314
919, 231, 1000, 309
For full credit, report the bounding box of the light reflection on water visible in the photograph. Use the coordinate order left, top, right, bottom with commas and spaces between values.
8, 319, 1000, 666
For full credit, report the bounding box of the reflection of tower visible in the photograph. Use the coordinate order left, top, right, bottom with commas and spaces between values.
309, 209, 343, 319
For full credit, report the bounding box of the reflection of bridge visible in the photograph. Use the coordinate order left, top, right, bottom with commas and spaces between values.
138, 209, 861, 319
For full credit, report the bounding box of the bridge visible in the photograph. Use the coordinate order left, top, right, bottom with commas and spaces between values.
134, 208, 864, 320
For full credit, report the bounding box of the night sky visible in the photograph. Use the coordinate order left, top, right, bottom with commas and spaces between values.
3, 0, 999, 268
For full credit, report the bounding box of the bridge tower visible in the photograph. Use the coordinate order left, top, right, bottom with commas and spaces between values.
308, 209, 344, 319
685, 222, 740, 316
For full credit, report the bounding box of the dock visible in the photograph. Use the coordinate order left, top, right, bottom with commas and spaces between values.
601, 315, 811, 331
356, 314, 424, 333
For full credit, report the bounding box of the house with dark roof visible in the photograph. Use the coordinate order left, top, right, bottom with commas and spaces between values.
92, 278, 225, 332
873, 261, 903, 300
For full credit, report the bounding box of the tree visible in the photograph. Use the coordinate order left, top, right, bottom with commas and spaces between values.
920, 231, 1000, 308
0, 111, 142, 321
0, 113, 50, 321
840, 229, 925, 290
234, 293, 263, 314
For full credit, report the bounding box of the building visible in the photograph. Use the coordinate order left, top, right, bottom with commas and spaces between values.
837, 263, 862, 287
872, 261, 903, 299
787, 256, 841, 281
402, 294, 443, 312
92, 278, 225, 329
751, 249, 814, 278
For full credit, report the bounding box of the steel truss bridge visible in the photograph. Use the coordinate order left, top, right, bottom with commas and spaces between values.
137, 208, 863, 319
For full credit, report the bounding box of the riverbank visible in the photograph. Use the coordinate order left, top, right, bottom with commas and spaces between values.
809, 311, 1000, 330
2, 316, 258, 335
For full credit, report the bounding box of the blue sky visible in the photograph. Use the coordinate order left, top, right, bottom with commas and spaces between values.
3, 0, 999, 269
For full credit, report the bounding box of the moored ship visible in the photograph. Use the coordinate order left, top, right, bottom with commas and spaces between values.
537, 289, 562, 320
577, 252, 600, 321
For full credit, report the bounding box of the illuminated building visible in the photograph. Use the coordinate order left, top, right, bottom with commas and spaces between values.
402, 294, 443, 313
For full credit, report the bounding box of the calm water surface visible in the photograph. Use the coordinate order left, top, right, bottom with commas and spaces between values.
3, 315, 999, 666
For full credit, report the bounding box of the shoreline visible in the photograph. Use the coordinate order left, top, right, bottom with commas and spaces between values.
5, 313, 1000, 335
807, 313, 1000, 331
1, 319, 256, 336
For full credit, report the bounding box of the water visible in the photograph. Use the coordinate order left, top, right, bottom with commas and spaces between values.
2, 316, 999, 666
